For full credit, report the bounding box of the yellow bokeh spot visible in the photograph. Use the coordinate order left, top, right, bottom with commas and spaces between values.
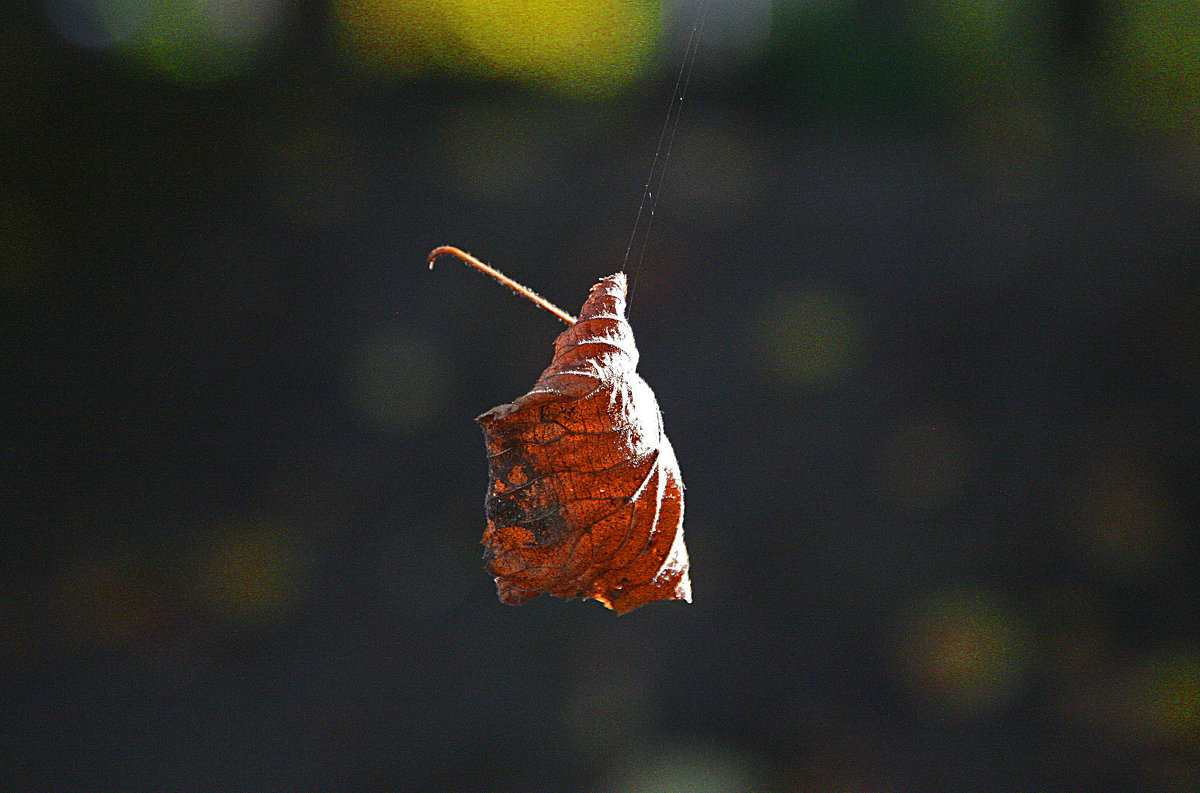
442, 0, 660, 95
196, 524, 306, 625
756, 286, 868, 389
1067, 450, 1180, 576
1123, 649, 1200, 748
1147, 652, 1200, 744
897, 589, 1031, 718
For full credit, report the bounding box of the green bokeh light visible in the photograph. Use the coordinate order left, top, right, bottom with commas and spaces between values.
194, 522, 308, 626
755, 286, 869, 389
1103, 1, 1200, 143
346, 329, 452, 436
68, 0, 289, 83
442, 0, 661, 95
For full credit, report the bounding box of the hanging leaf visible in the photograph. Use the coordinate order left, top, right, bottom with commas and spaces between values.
430, 247, 691, 614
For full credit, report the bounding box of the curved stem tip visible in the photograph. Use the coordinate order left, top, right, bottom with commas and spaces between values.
427, 245, 577, 325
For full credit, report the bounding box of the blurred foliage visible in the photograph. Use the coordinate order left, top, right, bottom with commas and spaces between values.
6, 0, 1200, 790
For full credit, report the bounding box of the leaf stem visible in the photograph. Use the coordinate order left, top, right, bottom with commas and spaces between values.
427, 246, 577, 325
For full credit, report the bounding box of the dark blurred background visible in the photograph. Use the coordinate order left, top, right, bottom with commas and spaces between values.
5, 0, 1200, 790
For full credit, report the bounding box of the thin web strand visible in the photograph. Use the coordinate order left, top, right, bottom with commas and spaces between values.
621, 1, 706, 310
620, 2, 705, 273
